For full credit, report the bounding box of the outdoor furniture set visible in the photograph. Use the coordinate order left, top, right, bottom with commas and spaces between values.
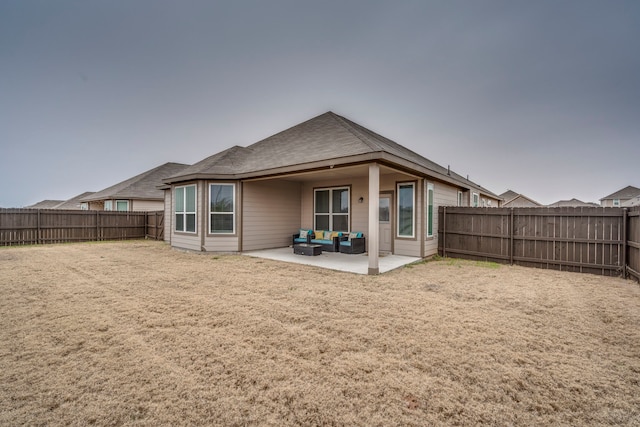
292, 229, 366, 256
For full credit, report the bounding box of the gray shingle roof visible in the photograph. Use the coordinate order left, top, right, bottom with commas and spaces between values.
600, 185, 640, 201
547, 198, 599, 207
83, 162, 189, 202
164, 112, 499, 198
499, 190, 520, 202
54, 192, 96, 209
26, 200, 66, 209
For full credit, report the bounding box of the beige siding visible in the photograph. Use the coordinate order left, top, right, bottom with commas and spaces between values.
202, 236, 239, 252
242, 181, 302, 251
131, 199, 164, 212
163, 190, 171, 243
171, 233, 201, 251
88, 201, 104, 210
425, 181, 458, 257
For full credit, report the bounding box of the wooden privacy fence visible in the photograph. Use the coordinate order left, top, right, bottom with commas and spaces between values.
438, 206, 640, 282
0, 209, 164, 246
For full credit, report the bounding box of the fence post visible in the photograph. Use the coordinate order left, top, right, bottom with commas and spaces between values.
96, 210, 100, 241
37, 209, 41, 245
509, 208, 514, 265
442, 206, 447, 258
622, 208, 628, 279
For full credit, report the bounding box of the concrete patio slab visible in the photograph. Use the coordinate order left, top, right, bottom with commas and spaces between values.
242, 247, 422, 274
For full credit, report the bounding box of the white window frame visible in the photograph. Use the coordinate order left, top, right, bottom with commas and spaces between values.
457, 191, 463, 207
104, 200, 113, 211
397, 182, 415, 238
613, 199, 620, 207
426, 182, 434, 238
175, 184, 197, 233
116, 200, 129, 211
472, 192, 479, 207
209, 183, 236, 234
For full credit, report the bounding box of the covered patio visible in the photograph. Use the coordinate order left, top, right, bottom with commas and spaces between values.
243, 247, 422, 275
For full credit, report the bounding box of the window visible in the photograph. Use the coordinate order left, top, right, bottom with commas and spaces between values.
104, 200, 112, 211
116, 200, 129, 211
314, 187, 349, 232
80, 202, 88, 210
472, 192, 479, 207
175, 185, 196, 233
457, 191, 463, 207
426, 182, 434, 238
613, 199, 620, 207
397, 182, 415, 238
210, 184, 235, 234
379, 197, 390, 223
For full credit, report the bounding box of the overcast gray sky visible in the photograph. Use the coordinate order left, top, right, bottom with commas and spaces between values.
1, 0, 638, 207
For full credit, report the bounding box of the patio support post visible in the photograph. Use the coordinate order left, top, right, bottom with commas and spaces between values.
368, 163, 380, 275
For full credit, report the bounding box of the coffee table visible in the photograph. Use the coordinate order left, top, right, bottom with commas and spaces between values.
293, 243, 322, 256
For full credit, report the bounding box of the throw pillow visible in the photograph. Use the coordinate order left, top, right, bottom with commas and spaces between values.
314, 230, 324, 239
349, 232, 359, 241
299, 229, 308, 239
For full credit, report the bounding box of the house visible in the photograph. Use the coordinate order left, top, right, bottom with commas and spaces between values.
81, 162, 189, 211
499, 190, 542, 207
600, 185, 640, 207
547, 198, 599, 208
161, 111, 501, 274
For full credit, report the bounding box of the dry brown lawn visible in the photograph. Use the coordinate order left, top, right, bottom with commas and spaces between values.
1, 240, 639, 426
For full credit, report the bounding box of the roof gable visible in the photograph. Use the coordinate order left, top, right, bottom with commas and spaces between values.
499, 190, 520, 202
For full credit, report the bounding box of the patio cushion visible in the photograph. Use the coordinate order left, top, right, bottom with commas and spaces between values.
311, 239, 333, 245
340, 240, 351, 246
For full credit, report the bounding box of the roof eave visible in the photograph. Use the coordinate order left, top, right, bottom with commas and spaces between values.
162, 151, 500, 199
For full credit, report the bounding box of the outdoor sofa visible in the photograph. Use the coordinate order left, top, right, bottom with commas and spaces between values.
292, 229, 343, 252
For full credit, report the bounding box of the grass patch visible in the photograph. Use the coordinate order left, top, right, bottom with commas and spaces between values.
1, 241, 639, 426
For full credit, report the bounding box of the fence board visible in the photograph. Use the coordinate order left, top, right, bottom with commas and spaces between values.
628, 207, 640, 282
439, 206, 638, 281
0, 209, 164, 246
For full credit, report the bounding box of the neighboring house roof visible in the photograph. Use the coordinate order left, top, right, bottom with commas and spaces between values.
547, 198, 599, 208
82, 162, 189, 202
499, 190, 542, 207
499, 190, 519, 201
164, 112, 499, 199
25, 199, 65, 209
600, 185, 640, 201
53, 192, 96, 210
